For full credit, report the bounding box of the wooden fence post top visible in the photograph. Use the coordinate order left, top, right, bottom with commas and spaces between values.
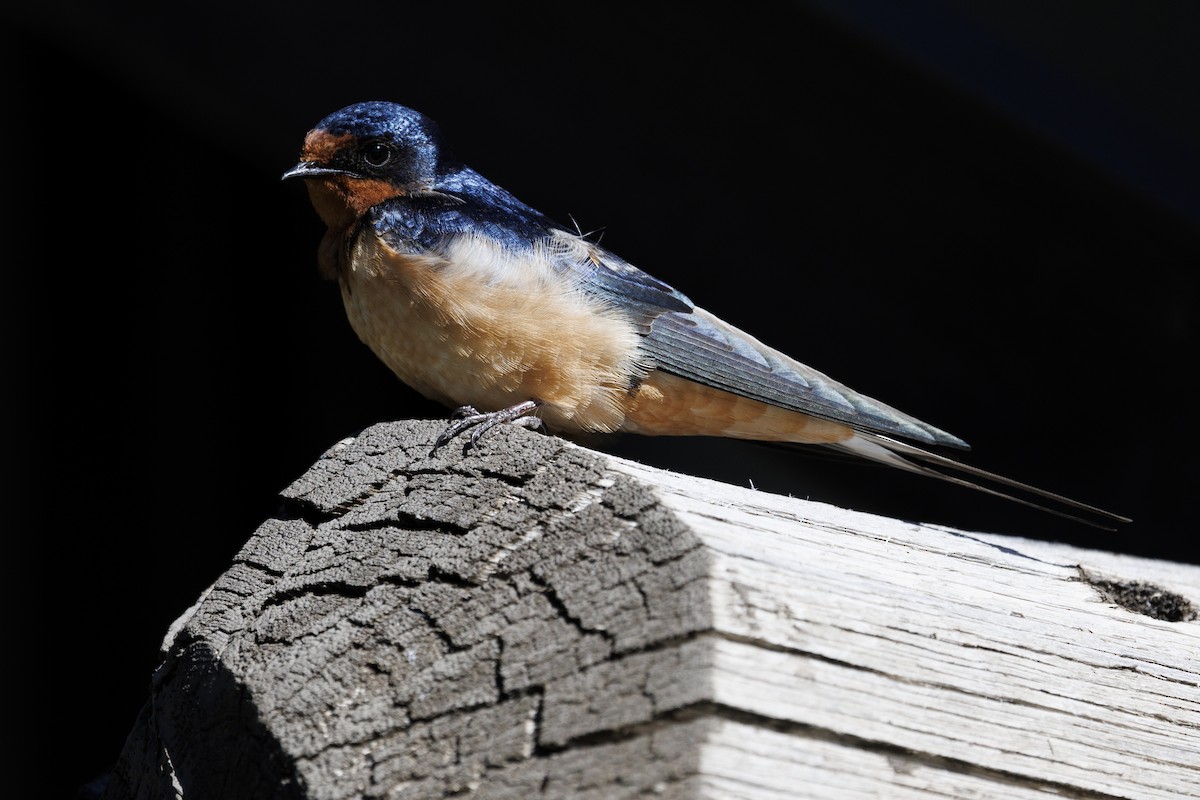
103, 419, 1200, 800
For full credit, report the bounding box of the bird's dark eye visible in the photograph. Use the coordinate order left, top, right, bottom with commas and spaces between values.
361, 141, 394, 167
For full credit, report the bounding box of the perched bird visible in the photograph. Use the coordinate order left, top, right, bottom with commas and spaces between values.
283, 101, 1128, 528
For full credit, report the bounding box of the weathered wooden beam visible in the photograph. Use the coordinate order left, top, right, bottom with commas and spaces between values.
102, 420, 1200, 800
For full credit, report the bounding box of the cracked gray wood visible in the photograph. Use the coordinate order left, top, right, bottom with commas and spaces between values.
101, 420, 1200, 800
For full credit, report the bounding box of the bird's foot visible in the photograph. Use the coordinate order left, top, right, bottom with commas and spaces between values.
430, 400, 544, 455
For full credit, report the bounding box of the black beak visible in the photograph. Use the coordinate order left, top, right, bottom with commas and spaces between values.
281, 161, 348, 181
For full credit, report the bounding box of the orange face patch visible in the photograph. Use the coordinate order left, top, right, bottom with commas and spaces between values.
297, 130, 405, 226
303, 176, 399, 230
339, 177, 404, 216
300, 130, 355, 163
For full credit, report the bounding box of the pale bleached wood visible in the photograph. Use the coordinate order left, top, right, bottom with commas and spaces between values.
697, 718, 1102, 800
101, 420, 1200, 800
604, 455, 1200, 799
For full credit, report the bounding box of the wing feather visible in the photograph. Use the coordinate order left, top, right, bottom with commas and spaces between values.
563, 241, 968, 449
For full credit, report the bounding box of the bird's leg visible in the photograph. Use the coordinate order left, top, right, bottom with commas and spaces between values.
430, 400, 544, 455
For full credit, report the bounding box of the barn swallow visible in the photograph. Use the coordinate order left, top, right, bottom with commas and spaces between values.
283, 101, 1129, 528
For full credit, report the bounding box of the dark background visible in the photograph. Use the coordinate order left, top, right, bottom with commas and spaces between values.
7, 2, 1198, 796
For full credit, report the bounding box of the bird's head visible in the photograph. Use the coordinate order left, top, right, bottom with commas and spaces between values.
282, 101, 449, 229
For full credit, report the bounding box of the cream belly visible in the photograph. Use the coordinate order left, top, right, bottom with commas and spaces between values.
339, 232, 648, 434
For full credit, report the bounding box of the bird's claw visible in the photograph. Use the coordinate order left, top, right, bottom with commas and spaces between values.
449, 405, 481, 420
430, 401, 543, 455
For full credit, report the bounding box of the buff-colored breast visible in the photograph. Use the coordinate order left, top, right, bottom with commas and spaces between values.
339, 231, 649, 434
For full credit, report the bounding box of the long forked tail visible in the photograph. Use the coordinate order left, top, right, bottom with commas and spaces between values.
830, 433, 1132, 530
